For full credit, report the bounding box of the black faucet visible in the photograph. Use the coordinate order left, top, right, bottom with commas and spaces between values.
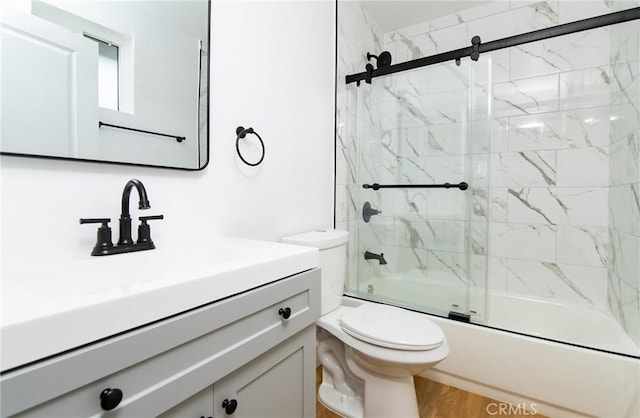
364, 251, 387, 265
118, 179, 151, 246
80, 179, 163, 256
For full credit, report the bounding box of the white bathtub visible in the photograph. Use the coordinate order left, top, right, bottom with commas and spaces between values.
345, 277, 640, 417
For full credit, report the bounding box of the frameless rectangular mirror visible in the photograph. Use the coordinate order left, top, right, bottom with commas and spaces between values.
1, 0, 210, 170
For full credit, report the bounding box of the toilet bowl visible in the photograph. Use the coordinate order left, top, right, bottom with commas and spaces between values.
282, 230, 449, 418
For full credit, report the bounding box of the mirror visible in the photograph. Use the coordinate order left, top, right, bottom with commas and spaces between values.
1, 0, 210, 170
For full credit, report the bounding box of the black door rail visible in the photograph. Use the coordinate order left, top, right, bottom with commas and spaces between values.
363, 182, 469, 191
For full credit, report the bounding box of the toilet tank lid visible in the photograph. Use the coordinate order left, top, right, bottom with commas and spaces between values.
281, 229, 348, 250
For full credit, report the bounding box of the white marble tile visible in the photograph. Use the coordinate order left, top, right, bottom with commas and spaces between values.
386, 20, 430, 40
472, 186, 490, 221
395, 218, 468, 253
558, 0, 611, 22
428, 61, 470, 94
493, 74, 560, 117
358, 153, 380, 184
490, 223, 557, 261
471, 120, 491, 154
491, 187, 509, 222
394, 125, 430, 158
426, 188, 468, 220
472, 51, 511, 87
471, 220, 489, 256
612, 91, 640, 142
425, 24, 470, 55
378, 189, 424, 218
337, 187, 357, 228
610, 133, 640, 186
488, 256, 509, 291
510, 27, 610, 81
609, 184, 640, 235
428, 1, 512, 34
492, 118, 510, 152
382, 85, 437, 127
427, 123, 468, 156
557, 225, 608, 267
469, 253, 489, 293
389, 32, 431, 62
389, 23, 469, 63
420, 89, 470, 125
559, 66, 611, 110
420, 155, 467, 184
506, 187, 609, 226
336, 148, 356, 186
506, 107, 610, 151
556, 147, 609, 187
427, 250, 469, 284
468, 2, 558, 42
609, 229, 639, 282
382, 66, 429, 95
609, 0, 640, 12
429, 11, 466, 32
382, 244, 429, 277
459, 1, 512, 23
610, 20, 639, 73
491, 151, 557, 187
505, 259, 607, 306
617, 276, 640, 345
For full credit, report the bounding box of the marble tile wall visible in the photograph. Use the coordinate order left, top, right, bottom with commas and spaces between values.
608, 1, 640, 346
337, 0, 639, 344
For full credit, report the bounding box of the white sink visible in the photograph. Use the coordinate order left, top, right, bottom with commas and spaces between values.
1, 237, 318, 371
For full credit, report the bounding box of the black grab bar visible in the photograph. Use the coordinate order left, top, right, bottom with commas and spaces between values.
363, 182, 468, 191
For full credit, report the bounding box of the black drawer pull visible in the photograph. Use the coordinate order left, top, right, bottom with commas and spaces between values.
100, 388, 123, 411
222, 398, 238, 415
278, 307, 292, 320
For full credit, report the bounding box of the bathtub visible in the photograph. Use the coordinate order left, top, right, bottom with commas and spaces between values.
344, 277, 640, 417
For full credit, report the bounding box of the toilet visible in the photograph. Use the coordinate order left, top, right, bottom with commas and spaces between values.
282, 230, 449, 418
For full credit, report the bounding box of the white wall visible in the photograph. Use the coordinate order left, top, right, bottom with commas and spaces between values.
0, 0, 336, 262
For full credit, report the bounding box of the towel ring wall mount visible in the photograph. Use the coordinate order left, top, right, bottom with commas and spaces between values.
235, 126, 265, 166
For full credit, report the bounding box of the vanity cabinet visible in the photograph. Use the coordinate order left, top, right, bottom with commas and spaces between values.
0, 269, 320, 418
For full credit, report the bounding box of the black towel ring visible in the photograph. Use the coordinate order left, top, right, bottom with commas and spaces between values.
235, 126, 265, 166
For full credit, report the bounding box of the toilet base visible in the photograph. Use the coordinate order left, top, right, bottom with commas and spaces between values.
318, 372, 419, 418
318, 381, 364, 418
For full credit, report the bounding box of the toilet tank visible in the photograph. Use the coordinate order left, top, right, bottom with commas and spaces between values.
282, 230, 348, 315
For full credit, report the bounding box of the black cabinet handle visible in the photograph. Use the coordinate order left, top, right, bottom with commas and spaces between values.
100, 388, 123, 411
278, 307, 291, 320
222, 398, 238, 415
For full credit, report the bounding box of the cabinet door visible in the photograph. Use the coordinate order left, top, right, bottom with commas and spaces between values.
213, 327, 316, 418
157, 386, 214, 418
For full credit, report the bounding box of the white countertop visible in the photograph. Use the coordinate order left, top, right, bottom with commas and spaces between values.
1, 237, 318, 371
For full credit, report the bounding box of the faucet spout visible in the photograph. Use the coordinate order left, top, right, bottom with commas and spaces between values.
118, 179, 150, 246
364, 251, 387, 265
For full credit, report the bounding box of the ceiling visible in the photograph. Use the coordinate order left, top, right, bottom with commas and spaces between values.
361, 1, 490, 32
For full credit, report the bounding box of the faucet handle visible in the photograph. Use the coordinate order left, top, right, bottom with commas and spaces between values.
137, 215, 163, 245
139, 215, 164, 222
80, 218, 114, 255
79, 217, 111, 226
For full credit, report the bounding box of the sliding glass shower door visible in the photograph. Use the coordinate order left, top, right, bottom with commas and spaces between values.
349, 58, 491, 322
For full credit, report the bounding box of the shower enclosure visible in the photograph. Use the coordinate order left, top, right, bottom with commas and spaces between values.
352, 58, 490, 322
336, 1, 640, 359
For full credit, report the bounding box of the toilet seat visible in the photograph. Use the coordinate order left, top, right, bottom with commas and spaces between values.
340, 303, 444, 351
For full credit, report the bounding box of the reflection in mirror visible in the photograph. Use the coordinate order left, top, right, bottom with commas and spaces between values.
0, 0, 210, 170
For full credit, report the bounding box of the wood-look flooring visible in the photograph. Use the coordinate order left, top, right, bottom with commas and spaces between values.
315, 367, 546, 418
